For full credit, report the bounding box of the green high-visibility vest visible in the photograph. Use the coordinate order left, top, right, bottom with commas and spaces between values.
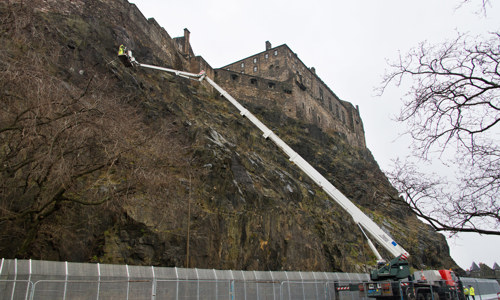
469, 287, 475, 296
464, 288, 469, 295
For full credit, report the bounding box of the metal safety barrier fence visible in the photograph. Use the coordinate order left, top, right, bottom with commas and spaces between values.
0, 259, 369, 300
2, 259, 499, 300
0, 278, 364, 300
2, 277, 499, 300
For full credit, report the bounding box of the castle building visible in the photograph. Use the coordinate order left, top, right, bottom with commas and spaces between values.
171, 30, 366, 149
214, 41, 366, 148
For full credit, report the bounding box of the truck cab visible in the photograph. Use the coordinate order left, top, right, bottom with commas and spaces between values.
355, 269, 463, 300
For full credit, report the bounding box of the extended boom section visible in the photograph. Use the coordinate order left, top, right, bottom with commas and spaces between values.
120, 49, 409, 269
204, 75, 409, 262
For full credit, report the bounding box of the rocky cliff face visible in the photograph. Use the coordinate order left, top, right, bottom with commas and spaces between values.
0, 0, 458, 272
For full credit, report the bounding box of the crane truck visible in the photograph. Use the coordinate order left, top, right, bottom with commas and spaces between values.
118, 48, 465, 300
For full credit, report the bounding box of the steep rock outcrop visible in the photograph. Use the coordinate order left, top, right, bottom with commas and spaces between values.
0, 0, 458, 272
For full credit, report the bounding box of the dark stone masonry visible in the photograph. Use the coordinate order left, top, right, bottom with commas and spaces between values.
215, 42, 366, 149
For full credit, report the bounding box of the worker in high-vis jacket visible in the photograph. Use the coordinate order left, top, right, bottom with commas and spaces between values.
118, 44, 126, 56
464, 286, 469, 300
469, 285, 475, 300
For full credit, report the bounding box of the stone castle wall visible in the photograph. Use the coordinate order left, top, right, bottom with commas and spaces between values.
218, 44, 365, 148
215, 70, 293, 112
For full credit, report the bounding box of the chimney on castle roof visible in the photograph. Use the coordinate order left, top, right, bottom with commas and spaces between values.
266, 41, 272, 50
311, 67, 316, 74
183, 28, 191, 56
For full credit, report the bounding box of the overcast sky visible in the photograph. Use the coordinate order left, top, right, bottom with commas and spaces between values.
130, 0, 499, 270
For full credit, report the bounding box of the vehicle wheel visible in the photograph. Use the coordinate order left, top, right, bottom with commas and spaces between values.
417, 292, 426, 300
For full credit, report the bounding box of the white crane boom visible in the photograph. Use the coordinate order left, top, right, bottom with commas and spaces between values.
123, 52, 409, 262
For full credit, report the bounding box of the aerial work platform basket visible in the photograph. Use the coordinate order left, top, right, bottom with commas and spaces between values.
117, 44, 135, 67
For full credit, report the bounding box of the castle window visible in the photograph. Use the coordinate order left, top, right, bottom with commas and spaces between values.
241, 62, 245, 68
329, 99, 333, 111
268, 82, 275, 89
319, 88, 324, 102
250, 78, 258, 85
231, 74, 239, 81
274, 50, 278, 56
265, 53, 269, 59
253, 58, 257, 63
318, 116, 321, 123
283, 89, 292, 94
253, 66, 257, 72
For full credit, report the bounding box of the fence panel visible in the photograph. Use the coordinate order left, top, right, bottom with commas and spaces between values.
155, 279, 178, 299
0, 280, 32, 300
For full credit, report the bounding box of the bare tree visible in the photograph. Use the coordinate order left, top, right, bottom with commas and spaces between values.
0, 56, 143, 253
386, 160, 499, 235
380, 32, 499, 235
0, 1, 200, 258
